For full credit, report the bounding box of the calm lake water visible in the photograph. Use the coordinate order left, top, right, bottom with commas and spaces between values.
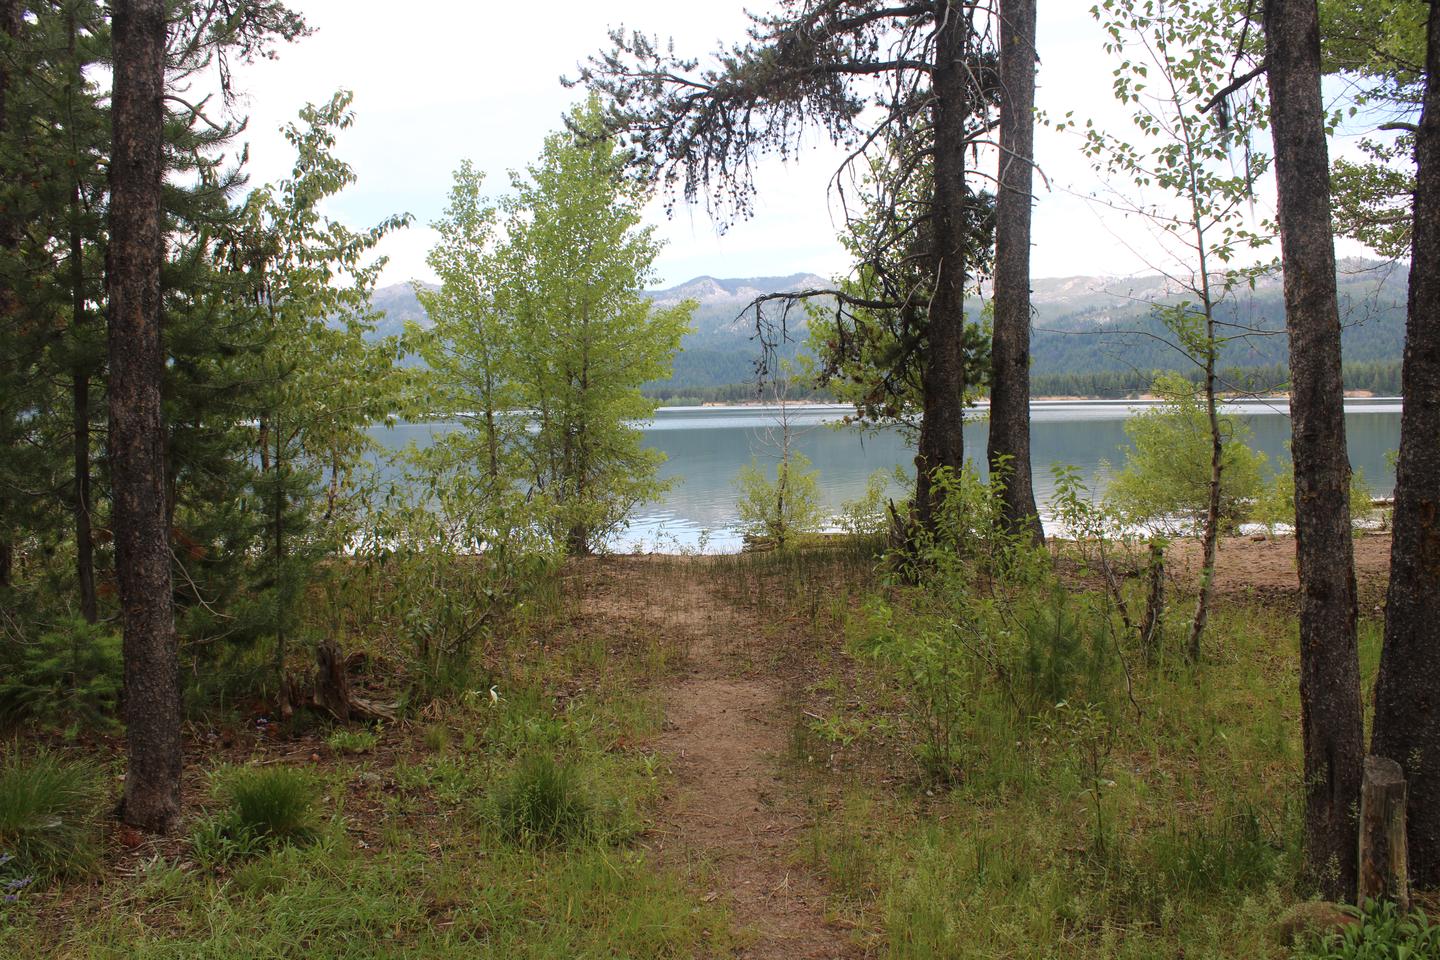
370, 398, 1402, 553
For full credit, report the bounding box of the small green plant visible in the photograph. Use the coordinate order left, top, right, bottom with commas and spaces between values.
1021, 588, 1110, 709
734, 452, 825, 549
807, 711, 880, 748
0, 618, 122, 730
191, 766, 320, 863
325, 727, 379, 754
1045, 700, 1116, 856
1106, 373, 1267, 535
1293, 899, 1440, 959
493, 753, 593, 847
0, 749, 104, 880
855, 598, 979, 784
423, 723, 451, 753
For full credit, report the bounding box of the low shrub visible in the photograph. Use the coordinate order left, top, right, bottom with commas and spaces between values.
1020, 588, 1113, 710
0, 618, 121, 730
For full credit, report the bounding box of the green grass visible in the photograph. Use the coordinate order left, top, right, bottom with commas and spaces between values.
9, 830, 726, 959
0, 543, 1403, 958
8, 682, 726, 958
219, 765, 321, 843
0, 749, 105, 881
730, 538, 1375, 959
2, 556, 724, 957
325, 727, 380, 754
189, 766, 323, 866
494, 753, 594, 846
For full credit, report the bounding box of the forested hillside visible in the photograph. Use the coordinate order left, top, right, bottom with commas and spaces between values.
369, 258, 1407, 398
1022, 258, 1406, 384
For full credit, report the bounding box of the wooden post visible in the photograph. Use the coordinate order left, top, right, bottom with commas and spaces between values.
1358, 755, 1410, 911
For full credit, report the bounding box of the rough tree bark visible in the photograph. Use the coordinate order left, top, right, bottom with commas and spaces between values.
108, 0, 182, 834
1371, 0, 1440, 891
914, 0, 973, 531
1263, 0, 1365, 900
986, 0, 1043, 545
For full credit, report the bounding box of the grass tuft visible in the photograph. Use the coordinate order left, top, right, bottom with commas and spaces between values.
494, 753, 593, 847
0, 749, 104, 881
191, 766, 321, 865
325, 727, 379, 755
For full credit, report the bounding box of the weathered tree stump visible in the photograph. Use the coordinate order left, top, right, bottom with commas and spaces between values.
312, 638, 395, 724
1357, 754, 1410, 911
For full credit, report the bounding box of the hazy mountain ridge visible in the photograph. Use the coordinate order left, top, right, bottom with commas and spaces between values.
1022, 258, 1407, 376
363, 258, 1407, 391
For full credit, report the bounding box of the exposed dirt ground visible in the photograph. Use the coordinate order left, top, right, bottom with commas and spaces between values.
1169, 531, 1392, 609
575, 556, 859, 960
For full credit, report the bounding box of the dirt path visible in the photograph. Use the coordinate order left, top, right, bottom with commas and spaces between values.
583, 558, 856, 959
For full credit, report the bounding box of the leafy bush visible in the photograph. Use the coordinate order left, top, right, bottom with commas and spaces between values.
493, 753, 593, 847
837, 469, 899, 538
192, 766, 320, 863
858, 463, 1077, 782
854, 599, 980, 784
1257, 450, 1376, 533
0, 749, 104, 880
1293, 899, 1440, 959
0, 617, 121, 730
735, 452, 825, 549
1106, 373, 1266, 534
355, 456, 559, 702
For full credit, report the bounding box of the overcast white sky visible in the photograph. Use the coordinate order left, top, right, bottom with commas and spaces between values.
221, 1, 1382, 290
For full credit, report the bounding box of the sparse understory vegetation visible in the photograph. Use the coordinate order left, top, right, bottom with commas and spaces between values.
1, 516, 1432, 958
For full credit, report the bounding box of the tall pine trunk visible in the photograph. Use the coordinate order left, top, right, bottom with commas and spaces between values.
1263, 0, 1365, 899
987, 0, 1042, 545
915, 0, 972, 532
1371, 0, 1440, 890
72, 187, 96, 624
108, 0, 182, 834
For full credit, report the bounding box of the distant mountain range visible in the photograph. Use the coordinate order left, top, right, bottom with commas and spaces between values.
364, 258, 1408, 394
1020, 258, 1407, 380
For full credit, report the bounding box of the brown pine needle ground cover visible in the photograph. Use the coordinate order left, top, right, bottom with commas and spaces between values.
0, 533, 1414, 958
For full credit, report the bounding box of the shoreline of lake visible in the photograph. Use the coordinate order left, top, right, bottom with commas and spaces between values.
369, 398, 1404, 554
